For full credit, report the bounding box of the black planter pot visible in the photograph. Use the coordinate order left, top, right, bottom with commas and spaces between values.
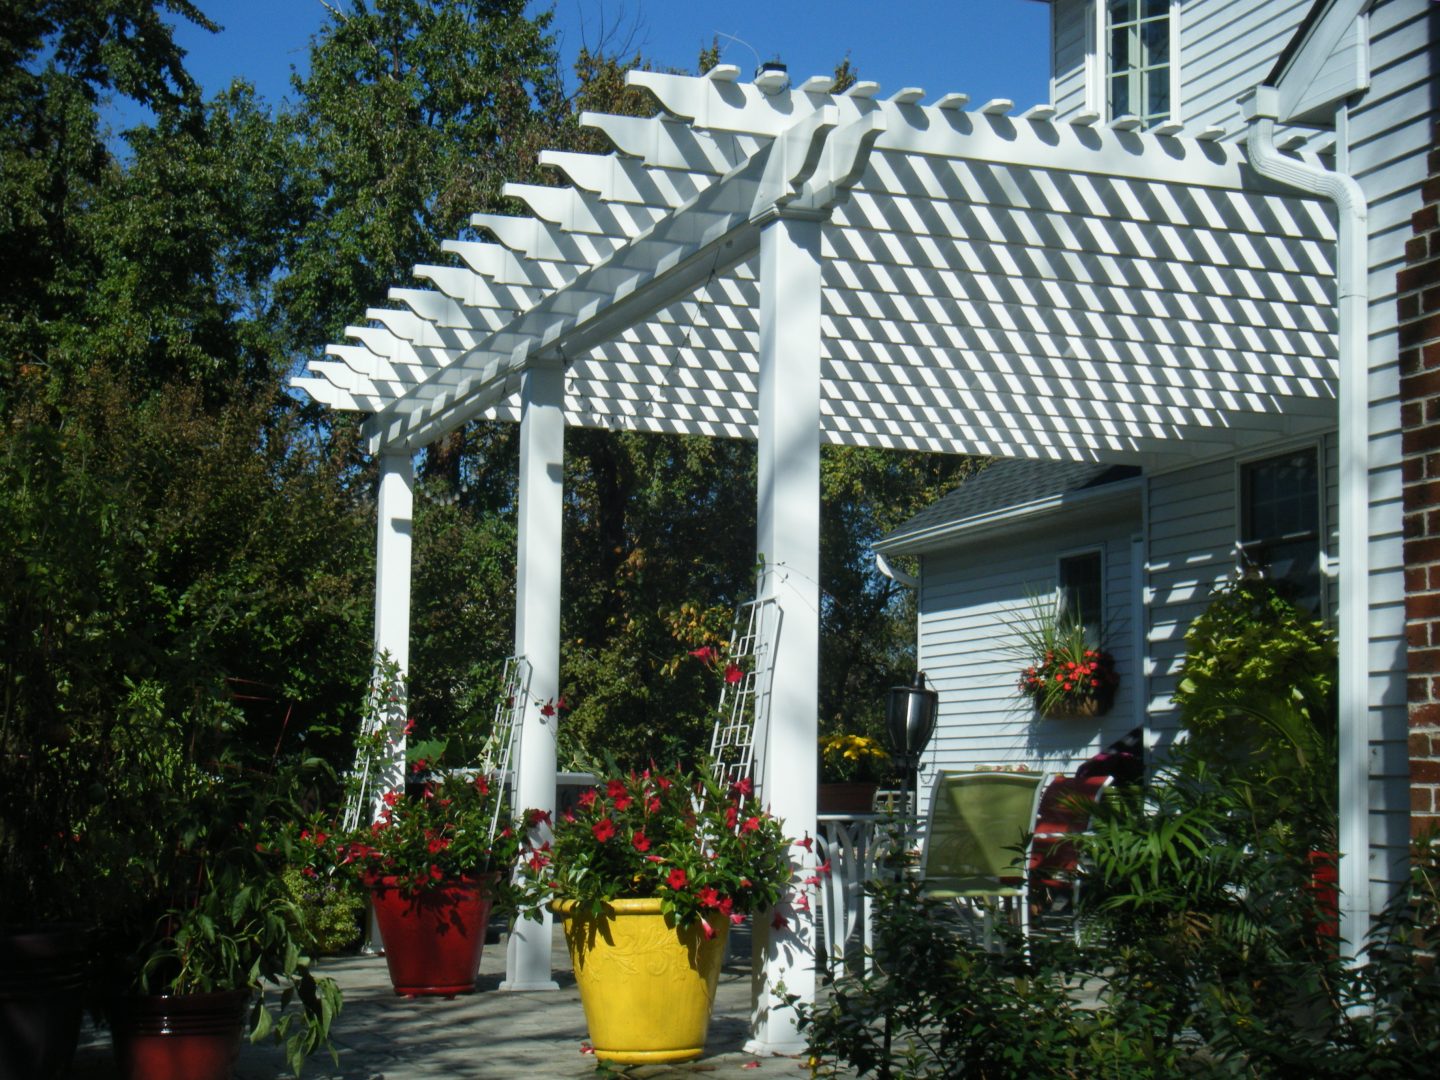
0, 925, 89, 1080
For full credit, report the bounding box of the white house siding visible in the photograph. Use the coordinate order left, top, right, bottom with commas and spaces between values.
1144, 433, 1342, 750
1178, 0, 1312, 135
915, 518, 1139, 805
1050, 0, 1090, 120
1348, 0, 1433, 902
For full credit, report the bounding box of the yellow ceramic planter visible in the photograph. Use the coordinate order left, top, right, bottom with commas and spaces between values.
554, 898, 729, 1064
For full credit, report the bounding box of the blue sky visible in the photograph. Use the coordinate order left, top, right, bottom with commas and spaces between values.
104, 1, 1051, 134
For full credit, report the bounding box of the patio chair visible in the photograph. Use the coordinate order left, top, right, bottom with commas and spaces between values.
919, 770, 1046, 946
1026, 774, 1113, 941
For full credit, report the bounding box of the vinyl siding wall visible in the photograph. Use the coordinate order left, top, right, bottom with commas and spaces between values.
915, 514, 1140, 811
1346, 0, 1434, 903
1145, 434, 1341, 752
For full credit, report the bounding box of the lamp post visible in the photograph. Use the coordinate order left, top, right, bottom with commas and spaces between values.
885, 672, 938, 817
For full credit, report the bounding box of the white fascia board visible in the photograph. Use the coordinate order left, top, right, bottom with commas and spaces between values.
875, 475, 1143, 555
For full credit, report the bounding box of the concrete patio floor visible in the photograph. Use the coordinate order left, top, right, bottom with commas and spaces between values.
68, 926, 831, 1079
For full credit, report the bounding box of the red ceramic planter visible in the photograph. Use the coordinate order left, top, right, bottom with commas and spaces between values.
0, 925, 89, 1080
369, 874, 496, 996
108, 988, 251, 1080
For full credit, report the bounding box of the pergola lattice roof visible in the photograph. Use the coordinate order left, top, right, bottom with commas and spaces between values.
296, 66, 1339, 464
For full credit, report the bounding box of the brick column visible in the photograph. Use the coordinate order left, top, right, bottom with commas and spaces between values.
1401, 122, 1440, 838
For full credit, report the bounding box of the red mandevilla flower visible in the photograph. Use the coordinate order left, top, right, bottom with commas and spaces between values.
632, 831, 650, 852
578, 788, 597, 808
667, 868, 688, 890
592, 818, 616, 843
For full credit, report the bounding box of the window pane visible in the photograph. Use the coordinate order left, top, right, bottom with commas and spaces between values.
1142, 17, 1169, 64
1111, 0, 1139, 23
1110, 74, 1130, 117
1059, 552, 1104, 637
1111, 25, 1132, 69
1242, 449, 1321, 611
1142, 0, 1169, 19
1146, 67, 1170, 119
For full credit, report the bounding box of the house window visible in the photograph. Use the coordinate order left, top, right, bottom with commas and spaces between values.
1240, 448, 1322, 612
1107, 0, 1171, 126
1059, 551, 1104, 640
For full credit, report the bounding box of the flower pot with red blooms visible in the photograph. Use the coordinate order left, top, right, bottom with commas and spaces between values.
332, 747, 523, 998
367, 873, 499, 996
1008, 596, 1119, 720
517, 768, 794, 1065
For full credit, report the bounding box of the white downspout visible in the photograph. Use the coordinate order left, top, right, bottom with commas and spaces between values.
1241, 86, 1370, 957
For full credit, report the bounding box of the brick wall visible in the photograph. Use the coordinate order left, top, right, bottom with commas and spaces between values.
1401, 122, 1440, 839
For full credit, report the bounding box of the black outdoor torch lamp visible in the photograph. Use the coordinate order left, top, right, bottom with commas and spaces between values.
885, 672, 938, 816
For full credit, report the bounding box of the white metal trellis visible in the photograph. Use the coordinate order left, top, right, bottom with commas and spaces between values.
342, 659, 406, 834
481, 655, 531, 841
709, 597, 780, 795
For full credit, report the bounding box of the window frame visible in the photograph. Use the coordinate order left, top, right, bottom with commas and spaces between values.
1056, 546, 1106, 643
1234, 440, 1327, 615
1089, 0, 1181, 128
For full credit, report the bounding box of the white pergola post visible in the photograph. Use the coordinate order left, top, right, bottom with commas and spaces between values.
373, 451, 415, 796
365, 451, 414, 953
746, 212, 821, 1055
501, 358, 564, 992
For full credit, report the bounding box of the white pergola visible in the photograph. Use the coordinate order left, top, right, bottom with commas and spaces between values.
298, 66, 1339, 1053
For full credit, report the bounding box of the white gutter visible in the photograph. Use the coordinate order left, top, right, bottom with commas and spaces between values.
874, 552, 918, 590
1241, 85, 1370, 958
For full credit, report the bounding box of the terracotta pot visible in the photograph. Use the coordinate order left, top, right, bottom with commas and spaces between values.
368, 874, 496, 996
555, 898, 728, 1065
108, 988, 251, 1080
0, 925, 88, 1080
817, 781, 880, 814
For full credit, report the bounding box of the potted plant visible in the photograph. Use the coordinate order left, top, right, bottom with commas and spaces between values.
518, 767, 794, 1065
818, 733, 891, 813
1009, 594, 1119, 719
103, 746, 342, 1080
330, 742, 522, 997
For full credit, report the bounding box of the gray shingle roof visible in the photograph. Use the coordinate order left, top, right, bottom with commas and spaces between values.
880, 460, 1141, 549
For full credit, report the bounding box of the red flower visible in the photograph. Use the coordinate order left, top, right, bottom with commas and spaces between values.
427, 836, 450, 854
699, 917, 716, 940
632, 831, 651, 852
718, 896, 734, 916
667, 868, 688, 890
656, 776, 672, 790
726, 805, 739, 828
578, 788, 597, 808
645, 854, 665, 863
540, 700, 556, 717
742, 816, 761, 833
793, 893, 811, 913
698, 886, 720, 908
732, 777, 754, 797
613, 795, 633, 812
606, 779, 627, 799
795, 834, 814, 853
592, 818, 616, 843
429, 864, 443, 882
411, 758, 428, 775
815, 860, 832, 876
475, 774, 490, 795
562, 809, 576, 823
646, 797, 661, 814
688, 646, 715, 663
402, 718, 415, 736
382, 790, 400, 807
527, 808, 553, 827
724, 663, 743, 684
771, 911, 788, 931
